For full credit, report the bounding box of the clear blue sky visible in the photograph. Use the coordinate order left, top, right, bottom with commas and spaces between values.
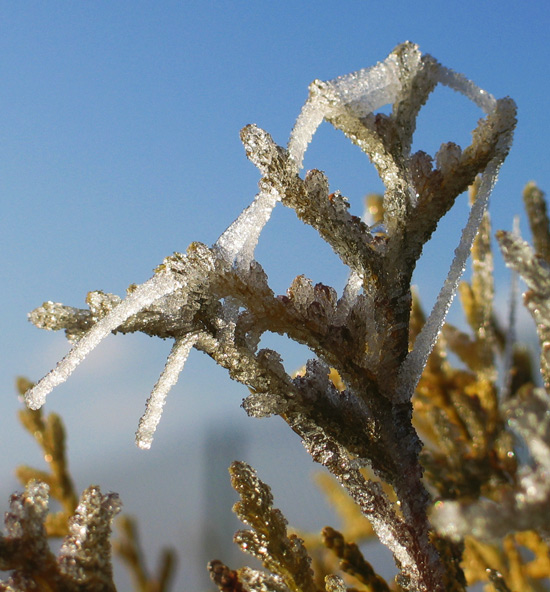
1, 2, 549, 588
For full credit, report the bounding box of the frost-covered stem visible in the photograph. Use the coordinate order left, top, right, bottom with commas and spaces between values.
393, 469, 443, 591
25, 271, 183, 410
136, 332, 200, 449
299, 431, 445, 592
22, 42, 518, 590
376, 400, 443, 591
397, 158, 504, 402
216, 259, 441, 589
347, 477, 444, 592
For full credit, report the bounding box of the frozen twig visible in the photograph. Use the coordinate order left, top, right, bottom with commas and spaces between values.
24, 42, 517, 591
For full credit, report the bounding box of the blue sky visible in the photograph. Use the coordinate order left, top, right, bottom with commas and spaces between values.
1, 2, 549, 588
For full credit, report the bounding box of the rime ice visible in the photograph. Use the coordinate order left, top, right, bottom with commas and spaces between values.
0, 481, 120, 590
24, 42, 517, 591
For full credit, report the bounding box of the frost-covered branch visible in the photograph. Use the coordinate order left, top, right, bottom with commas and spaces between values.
23, 42, 517, 591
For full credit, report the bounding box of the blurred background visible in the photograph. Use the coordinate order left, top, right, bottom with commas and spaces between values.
1, 2, 549, 589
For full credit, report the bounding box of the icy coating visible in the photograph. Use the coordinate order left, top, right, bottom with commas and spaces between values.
136, 332, 199, 449
26, 270, 183, 410
0, 481, 120, 590
23, 42, 517, 591
25, 42, 514, 417
396, 158, 500, 401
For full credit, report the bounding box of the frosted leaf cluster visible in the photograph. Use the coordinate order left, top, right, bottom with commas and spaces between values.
24, 42, 516, 591
0, 480, 120, 591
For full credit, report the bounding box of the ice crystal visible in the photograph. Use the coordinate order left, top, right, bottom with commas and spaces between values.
23, 42, 518, 591
323, 575, 347, 592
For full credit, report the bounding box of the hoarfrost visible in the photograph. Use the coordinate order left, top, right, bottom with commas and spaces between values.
136, 332, 200, 449
26, 41, 515, 421
214, 184, 280, 269
288, 55, 402, 168
23, 42, 517, 590
396, 158, 501, 401
59, 486, 121, 585
25, 268, 183, 410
